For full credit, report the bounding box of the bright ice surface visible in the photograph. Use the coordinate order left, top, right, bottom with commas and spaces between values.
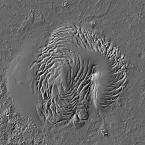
6, 37, 42, 127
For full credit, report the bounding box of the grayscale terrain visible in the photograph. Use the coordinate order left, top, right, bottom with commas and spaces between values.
0, 0, 145, 145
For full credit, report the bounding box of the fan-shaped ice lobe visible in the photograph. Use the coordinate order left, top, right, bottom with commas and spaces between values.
5, 38, 42, 127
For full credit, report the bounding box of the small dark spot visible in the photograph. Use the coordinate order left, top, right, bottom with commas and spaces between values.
138, 52, 145, 59
55, 6, 62, 14
2, 132, 8, 141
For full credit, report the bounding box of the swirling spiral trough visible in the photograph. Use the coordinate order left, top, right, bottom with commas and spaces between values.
31, 22, 128, 129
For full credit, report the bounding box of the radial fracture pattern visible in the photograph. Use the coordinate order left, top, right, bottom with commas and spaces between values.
32, 22, 128, 130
